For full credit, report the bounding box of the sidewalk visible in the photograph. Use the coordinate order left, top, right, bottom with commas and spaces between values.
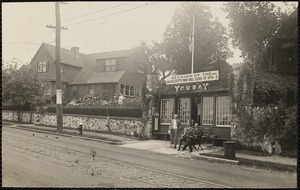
4, 120, 297, 172
120, 140, 297, 172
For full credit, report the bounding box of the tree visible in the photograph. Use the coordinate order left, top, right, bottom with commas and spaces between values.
137, 3, 231, 79
2, 60, 48, 121
223, 2, 297, 60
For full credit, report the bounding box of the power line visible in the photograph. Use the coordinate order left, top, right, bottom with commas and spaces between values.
63, 2, 129, 23
3, 42, 41, 45
67, 3, 154, 27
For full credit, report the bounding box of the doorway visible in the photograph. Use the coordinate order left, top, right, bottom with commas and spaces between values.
191, 96, 201, 125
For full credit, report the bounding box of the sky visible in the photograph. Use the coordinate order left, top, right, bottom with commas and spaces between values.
2, 2, 244, 66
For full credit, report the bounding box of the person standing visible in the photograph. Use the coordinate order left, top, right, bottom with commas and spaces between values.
168, 114, 181, 149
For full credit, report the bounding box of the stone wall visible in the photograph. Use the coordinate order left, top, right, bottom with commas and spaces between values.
2, 110, 151, 139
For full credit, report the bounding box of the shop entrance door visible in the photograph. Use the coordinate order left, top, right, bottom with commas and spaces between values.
191, 96, 201, 125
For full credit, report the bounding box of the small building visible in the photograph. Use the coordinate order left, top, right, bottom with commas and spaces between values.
29, 43, 150, 103
152, 60, 233, 140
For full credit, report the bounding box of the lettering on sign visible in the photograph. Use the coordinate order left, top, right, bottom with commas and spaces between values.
174, 83, 209, 92
165, 70, 219, 85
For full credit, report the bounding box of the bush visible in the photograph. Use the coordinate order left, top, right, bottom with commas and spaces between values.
47, 106, 142, 118
2, 103, 32, 111
123, 97, 143, 108
278, 105, 297, 151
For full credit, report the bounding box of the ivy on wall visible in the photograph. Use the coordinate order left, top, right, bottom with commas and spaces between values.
229, 60, 297, 153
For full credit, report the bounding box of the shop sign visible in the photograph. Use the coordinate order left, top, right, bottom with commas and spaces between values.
174, 83, 209, 92
165, 70, 219, 85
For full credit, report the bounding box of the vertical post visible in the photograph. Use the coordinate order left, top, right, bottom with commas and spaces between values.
191, 15, 195, 74
55, 2, 63, 133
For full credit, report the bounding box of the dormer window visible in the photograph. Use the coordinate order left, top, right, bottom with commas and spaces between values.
105, 59, 116, 71
37, 61, 48, 73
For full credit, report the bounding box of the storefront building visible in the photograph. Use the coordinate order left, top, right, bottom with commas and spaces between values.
152, 67, 232, 140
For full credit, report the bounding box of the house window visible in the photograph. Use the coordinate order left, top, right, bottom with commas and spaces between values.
202, 97, 214, 125
120, 84, 125, 95
37, 61, 47, 73
125, 85, 130, 96
216, 96, 231, 126
161, 99, 174, 124
105, 59, 116, 72
136, 87, 142, 97
72, 86, 77, 97
130, 86, 135, 96
89, 85, 95, 95
121, 84, 135, 97
178, 98, 190, 124
43, 82, 52, 95
61, 65, 64, 73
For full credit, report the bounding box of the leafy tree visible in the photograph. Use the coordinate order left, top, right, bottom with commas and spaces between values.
138, 3, 231, 79
223, 2, 297, 60
2, 60, 48, 121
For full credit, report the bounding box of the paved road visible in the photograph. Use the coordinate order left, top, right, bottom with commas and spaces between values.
2, 125, 296, 188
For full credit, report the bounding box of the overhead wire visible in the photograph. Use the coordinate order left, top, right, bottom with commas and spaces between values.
3, 3, 155, 46
63, 2, 130, 23
3, 42, 41, 45
67, 3, 154, 27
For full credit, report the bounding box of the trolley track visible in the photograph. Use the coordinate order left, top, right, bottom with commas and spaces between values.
3, 129, 230, 188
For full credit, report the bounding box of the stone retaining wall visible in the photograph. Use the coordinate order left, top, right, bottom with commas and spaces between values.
2, 110, 151, 139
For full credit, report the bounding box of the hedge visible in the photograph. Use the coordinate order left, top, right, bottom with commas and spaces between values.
2, 104, 32, 111
47, 106, 142, 118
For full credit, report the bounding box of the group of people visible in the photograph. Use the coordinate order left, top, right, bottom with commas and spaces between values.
168, 114, 204, 152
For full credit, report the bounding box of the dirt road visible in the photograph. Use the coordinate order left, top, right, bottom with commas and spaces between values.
2, 125, 296, 188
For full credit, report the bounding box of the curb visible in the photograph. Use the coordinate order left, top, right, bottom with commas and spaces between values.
193, 154, 239, 165
237, 157, 297, 172
196, 153, 296, 172
9, 125, 124, 145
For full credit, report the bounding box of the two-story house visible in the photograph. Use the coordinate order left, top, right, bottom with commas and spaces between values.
262, 9, 297, 76
29, 43, 150, 103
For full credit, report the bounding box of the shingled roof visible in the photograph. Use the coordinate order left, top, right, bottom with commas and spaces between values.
42, 43, 84, 68
88, 49, 138, 60
41, 43, 139, 85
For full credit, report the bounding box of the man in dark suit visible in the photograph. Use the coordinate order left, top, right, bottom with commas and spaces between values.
182, 123, 203, 152
177, 120, 195, 151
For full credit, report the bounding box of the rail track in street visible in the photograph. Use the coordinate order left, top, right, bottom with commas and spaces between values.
4, 129, 230, 188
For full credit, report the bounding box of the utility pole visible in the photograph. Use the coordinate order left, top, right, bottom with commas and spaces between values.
46, 2, 68, 133
191, 15, 195, 74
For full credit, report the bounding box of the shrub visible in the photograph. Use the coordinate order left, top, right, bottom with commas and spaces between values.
278, 105, 297, 151
3, 103, 32, 111
47, 106, 142, 118
123, 97, 143, 108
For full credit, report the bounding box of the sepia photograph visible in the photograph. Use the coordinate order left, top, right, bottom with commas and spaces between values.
2, 1, 298, 188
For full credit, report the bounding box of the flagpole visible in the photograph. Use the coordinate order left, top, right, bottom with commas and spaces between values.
191, 15, 195, 74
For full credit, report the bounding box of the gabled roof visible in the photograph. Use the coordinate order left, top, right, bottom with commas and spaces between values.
42, 43, 84, 68
71, 70, 126, 84
38, 43, 142, 85
88, 48, 139, 60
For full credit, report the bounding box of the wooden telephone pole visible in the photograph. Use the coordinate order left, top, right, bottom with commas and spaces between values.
46, 2, 68, 133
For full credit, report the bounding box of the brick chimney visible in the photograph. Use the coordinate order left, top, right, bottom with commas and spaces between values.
71, 47, 79, 57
